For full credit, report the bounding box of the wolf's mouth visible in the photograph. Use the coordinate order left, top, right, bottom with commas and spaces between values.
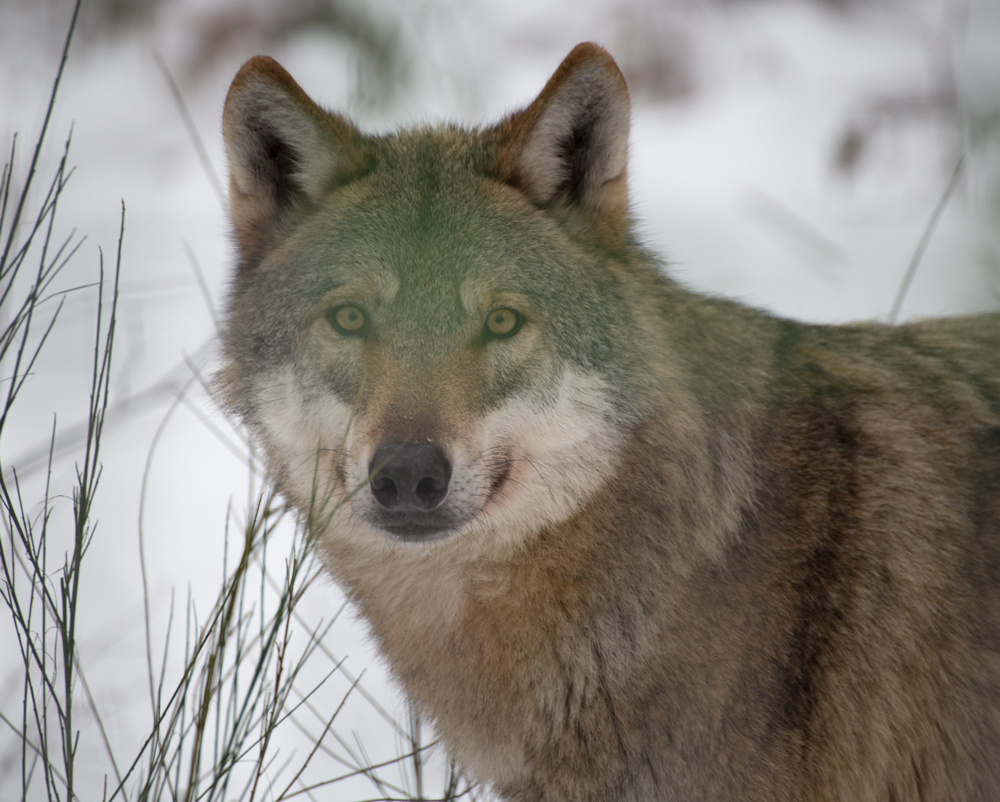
371, 511, 458, 542
486, 460, 511, 504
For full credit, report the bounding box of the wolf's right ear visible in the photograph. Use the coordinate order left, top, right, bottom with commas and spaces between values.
223, 56, 363, 265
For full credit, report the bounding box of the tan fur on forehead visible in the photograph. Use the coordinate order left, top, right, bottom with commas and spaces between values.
457, 275, 533, 316
314, 272, 400, 310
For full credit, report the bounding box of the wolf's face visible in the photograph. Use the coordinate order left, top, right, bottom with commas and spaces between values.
220, 48, 651, 554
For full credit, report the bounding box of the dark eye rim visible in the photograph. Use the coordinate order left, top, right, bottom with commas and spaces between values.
482, 307, 525, 343
326, 303, 369, 337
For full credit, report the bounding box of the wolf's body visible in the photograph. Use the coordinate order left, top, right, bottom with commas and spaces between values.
218, 44, 1000, 801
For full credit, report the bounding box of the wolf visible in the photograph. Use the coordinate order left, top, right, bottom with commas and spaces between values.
217, 43, 1000, 801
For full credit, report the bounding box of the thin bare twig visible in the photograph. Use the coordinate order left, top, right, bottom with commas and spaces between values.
888, 155, 965, 324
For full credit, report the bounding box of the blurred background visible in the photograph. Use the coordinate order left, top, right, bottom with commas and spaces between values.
2, 0, 999, 798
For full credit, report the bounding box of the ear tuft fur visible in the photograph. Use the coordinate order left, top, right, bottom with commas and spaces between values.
496, 43, 631, 225
222, 56, 362, 264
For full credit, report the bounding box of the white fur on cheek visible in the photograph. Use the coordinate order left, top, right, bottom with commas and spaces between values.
466, 368, 623, 551
253, 367, 355, 514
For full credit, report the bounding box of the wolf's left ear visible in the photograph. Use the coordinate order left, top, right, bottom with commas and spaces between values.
496, 43, 630, 226
223, 56, 363, 266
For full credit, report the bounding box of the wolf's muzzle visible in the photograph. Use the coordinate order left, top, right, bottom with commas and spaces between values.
369, 442, 451, 513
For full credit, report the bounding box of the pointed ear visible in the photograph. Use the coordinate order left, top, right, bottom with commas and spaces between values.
222, 56, 363, 265
495, 43, 631, 228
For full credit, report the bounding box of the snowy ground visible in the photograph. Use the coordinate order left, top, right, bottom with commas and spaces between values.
1, 0, 999, 798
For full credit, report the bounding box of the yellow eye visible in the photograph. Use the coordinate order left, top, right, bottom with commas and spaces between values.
328, 304, 367, 336
483, 308, 522, 340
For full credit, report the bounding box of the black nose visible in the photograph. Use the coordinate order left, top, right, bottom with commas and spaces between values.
369, 443, 451, 512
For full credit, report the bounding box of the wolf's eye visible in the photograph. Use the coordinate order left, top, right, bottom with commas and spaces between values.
483, 308, 523, 341
328, 304, 368, 336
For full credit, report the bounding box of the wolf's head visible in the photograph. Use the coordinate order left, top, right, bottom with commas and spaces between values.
218, 44, 671, 558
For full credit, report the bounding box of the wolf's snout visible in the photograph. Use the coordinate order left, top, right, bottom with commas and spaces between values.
369, 443, 451, 512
